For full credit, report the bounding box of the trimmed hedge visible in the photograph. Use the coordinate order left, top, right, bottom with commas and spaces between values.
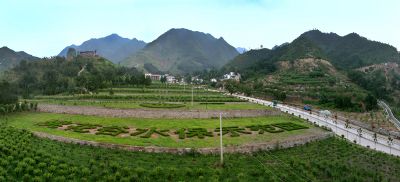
199, 102, 225, 105
66, 123, 101, 133
37, 121, 310, 139
139, 103, 185, 109
96, 126, 129, 136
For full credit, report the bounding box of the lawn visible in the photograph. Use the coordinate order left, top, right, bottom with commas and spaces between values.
6, 112, 319, 148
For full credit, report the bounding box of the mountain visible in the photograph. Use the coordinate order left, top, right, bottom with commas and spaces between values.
0, 47, 38, 72
121, 28, 239, 74
300, 30, 400, 69
236, 47, 247, 54
223, 30, 400, 112
58, 34, 146, 64
225, 30, 400, 75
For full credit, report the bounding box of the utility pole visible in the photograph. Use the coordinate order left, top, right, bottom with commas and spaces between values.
191, 86, 194, 107
206, 87, 208, 110
219, 113, 224, 165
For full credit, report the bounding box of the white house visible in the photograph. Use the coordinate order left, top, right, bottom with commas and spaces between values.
223, 72, 241, 81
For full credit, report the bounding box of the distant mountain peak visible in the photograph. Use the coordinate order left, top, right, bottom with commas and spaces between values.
104, 33, 122, 40
58, 34, 146, 63
0, 47, 38, 72
121, 28, 239, 74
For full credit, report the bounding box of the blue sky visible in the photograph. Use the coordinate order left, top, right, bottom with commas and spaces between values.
0, 0, 399, 57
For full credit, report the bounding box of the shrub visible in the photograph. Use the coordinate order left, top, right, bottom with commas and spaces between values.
139, 103, 185, 109
66, 123, 101, 133
96, 126, 129, 136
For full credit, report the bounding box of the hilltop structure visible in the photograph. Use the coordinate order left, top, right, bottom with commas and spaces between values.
79, 50, 97, 57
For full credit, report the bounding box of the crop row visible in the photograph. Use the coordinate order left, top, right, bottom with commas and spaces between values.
1, 122, 400, 181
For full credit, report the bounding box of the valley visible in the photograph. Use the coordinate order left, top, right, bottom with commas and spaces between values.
1, 3, 400, 180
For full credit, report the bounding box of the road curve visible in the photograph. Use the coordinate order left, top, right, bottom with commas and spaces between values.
378, 100, 400, 130
232, 94, 400, 157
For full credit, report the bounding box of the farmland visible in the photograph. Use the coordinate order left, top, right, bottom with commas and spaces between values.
2, 82, 400, 181
0, 123, 399, 181
27, 84, 270, 110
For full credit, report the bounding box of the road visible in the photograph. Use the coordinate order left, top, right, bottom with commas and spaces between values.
232, 94, 400, 157
378, 100, 400, 130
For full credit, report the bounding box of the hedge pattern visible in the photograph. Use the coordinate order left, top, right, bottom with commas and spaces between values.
139, 103, 185, 109
38, 121, 309, 139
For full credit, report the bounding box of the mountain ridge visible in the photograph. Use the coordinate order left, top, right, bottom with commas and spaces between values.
0, 46, 39, 72
121, 28, 239, 74
58, 34, 146, 64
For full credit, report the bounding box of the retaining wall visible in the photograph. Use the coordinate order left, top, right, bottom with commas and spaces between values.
33, 132, 333, 154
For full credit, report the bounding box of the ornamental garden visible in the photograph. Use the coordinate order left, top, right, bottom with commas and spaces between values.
37, 119, 309, 139
4, 83, 325, 149
2, 82, 400, 181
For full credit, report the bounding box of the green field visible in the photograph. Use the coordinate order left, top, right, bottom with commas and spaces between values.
0, 123, 399, 181
29, 86, 265, 110
6, 112, 317, 148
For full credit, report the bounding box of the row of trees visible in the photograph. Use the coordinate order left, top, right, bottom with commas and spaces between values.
0, 101, 37, 115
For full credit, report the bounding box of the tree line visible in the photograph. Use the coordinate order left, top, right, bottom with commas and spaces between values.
4, 56, 151, 98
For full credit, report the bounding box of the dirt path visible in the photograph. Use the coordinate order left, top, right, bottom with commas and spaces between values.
38, 104, 281, 119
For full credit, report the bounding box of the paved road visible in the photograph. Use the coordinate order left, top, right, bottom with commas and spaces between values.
232, 94, 400, 157
378, 100, 400, 130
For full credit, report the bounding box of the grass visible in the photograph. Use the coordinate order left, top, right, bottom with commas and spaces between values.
6, 112, 318, 148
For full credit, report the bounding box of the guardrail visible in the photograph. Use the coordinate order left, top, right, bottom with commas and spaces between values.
378, 100, 400, 130
232, 94, 400, 156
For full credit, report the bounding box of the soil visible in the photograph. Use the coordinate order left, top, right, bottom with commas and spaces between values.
38, 104, 281, 119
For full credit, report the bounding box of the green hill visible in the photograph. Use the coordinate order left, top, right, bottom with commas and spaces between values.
226, 30, 400, 75
223, 30, 400, 111
301, 30, 400, 69
0, 47, 39, 72
3, 55, 139, 96
121, 28, 239, 74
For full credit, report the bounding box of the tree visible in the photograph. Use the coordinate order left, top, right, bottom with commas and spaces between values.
144, 77, 152, 86
66, 48, 77, 61
0, 81, 18, 104
273, 91, 286, 101
334, 95, 353, 110
160, 76, 167, 84
225, 81, 237, 95
364, 94, 377, 111
345, 119, 351, 139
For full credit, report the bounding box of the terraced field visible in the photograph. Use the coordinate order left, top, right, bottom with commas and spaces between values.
28, 84, 268, 110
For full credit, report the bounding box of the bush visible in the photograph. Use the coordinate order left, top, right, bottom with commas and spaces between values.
96, 126, 129, 136
139, 103, 185, 109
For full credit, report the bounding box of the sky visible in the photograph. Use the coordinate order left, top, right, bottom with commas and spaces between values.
0, 0, 399, 57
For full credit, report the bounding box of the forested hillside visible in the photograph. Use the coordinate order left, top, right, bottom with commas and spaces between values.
3, 56, 150, 97
223, 30, 400, 112
122, 28, 239, 74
